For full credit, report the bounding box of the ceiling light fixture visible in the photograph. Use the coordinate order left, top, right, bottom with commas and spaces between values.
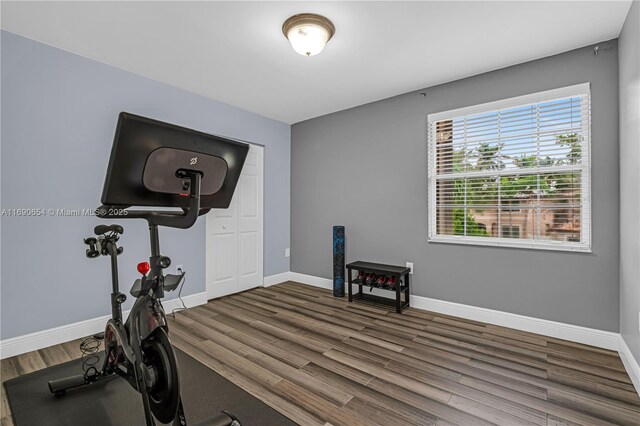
282, 13, 335, 57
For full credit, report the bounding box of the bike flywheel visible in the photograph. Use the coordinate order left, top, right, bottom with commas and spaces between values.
141, 328, 181, 424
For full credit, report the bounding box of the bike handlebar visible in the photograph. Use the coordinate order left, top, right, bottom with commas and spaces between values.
83, 237, 100, 258
96, 171, 209, 229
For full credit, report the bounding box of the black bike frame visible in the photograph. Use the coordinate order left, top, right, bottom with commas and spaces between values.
106, 240, 124, 322
99, 173, 202, 426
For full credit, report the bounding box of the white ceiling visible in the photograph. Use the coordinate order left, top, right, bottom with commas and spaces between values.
1, 1, 632, 124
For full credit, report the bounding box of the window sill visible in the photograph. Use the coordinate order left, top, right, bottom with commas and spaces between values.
428, 236, 592, 253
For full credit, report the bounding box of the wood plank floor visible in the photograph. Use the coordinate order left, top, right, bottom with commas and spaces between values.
2, 282, 639, 425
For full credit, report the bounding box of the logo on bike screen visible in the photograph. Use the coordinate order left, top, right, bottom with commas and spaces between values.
189, 157, 198, 165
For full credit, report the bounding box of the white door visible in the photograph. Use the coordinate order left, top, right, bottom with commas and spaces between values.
206, 144, 263, 299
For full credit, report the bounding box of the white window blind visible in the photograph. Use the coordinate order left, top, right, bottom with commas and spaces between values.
427, 83, 591, 252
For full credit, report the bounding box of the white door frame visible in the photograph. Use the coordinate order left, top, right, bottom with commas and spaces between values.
205, 143, 264, 300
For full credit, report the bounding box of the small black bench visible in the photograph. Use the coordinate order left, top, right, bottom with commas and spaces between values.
346, 261, 411, 313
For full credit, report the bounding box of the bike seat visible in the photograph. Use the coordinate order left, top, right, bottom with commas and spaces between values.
94, 224, 124, 235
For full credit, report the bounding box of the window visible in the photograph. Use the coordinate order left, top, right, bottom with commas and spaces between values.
501, 225, 520, 239
427, 83, 591, 251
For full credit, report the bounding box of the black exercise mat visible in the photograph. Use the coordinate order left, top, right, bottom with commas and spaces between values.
4, 348, 297, 426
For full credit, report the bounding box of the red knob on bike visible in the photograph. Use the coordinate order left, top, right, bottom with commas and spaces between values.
137, 261, 150, 275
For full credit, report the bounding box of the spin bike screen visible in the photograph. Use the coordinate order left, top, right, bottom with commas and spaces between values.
101, 112, 250, 210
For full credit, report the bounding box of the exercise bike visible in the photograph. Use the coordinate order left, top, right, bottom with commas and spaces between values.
48, 112, 250, 426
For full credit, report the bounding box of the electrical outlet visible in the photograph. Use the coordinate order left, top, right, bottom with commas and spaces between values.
176, 264, 184, 275
406, 262, 414, 274
285, 248, 290, 258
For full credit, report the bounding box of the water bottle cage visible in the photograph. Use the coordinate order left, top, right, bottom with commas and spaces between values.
130, 276, 157, 298
129, 272, 184, 297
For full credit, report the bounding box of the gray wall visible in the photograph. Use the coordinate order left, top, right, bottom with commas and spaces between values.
619, 1, 640, 363
1, 31, 290, 340
292, 41, 620, 331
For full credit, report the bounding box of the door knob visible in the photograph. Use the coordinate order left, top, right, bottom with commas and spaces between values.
222, 225, 227, 229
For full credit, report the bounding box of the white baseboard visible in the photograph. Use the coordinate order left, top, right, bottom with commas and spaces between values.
264, 271, 334, 289
288, 272, 333, 289
0, 292, 208, 359
263, 272, 294, 287
408, 294, 621, 351
618, 336, 640, 397
163, 291, 208, 314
